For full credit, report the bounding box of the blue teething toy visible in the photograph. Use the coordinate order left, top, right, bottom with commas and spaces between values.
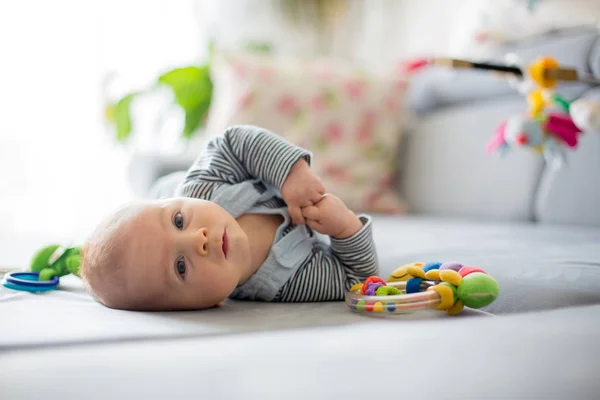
2, 271, 59, 293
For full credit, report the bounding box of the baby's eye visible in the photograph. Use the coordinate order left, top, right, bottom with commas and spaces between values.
173, 211, 184, 230
176, 257, 186, 278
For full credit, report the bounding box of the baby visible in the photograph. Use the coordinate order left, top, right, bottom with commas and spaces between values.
80, 125, 379, 311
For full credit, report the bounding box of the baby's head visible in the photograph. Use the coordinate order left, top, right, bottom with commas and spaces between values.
80, 197, 251, 311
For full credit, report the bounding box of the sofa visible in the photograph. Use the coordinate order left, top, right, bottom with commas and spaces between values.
1, 27, 600, 399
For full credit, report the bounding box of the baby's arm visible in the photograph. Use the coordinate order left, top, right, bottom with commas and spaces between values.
274, 216, 378, 302
274, 194, 379, 302
176, 125, 313, 200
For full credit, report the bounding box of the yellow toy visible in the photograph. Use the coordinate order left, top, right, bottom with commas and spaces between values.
527, 56, 558, 116
386, 262, 424, 282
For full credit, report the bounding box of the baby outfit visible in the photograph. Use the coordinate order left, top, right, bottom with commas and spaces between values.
174, 125, 379, 302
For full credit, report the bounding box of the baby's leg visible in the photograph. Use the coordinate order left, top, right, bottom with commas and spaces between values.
148, 171, 187, 199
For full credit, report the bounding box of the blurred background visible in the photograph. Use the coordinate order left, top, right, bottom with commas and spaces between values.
1, 0, 599, 268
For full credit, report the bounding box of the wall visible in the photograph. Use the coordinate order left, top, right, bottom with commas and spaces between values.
195, 0, 478, 72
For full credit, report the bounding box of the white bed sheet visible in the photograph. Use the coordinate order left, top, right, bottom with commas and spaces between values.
1, 215, 599, 350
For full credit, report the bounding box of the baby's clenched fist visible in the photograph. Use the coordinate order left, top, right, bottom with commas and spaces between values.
300, 194, 363, 239
281, 158, 326, 225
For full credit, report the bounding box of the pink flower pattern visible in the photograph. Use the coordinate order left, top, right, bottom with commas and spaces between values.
378, 173, 393, 188
238, 91, 254, 110
277, 95, 298, 115
259, 66, 274, 81
355, 110, 377, 145
315, 66, 334, 81
385, 96, 398, 112
323, 163, 351, 182
393, 79, 408, 94
324, 122, 343, 143
310, 94, 326, 111
344, 79, 366, 101
233, 62, 248, 79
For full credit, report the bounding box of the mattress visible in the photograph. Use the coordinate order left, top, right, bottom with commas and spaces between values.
2, 215, 599, 350
2, 215, 600, 398
2, 304, 600, 399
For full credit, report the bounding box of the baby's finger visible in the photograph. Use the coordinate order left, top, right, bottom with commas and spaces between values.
288, 206, 305, 225
316, 179, 326, 195
301, 205, 320, 221
306, 219, 325, 234
310, 191, 325, 205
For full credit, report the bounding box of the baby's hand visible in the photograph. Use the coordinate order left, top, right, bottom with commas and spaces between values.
301, 194, 363, 239
282, 158, 326, 224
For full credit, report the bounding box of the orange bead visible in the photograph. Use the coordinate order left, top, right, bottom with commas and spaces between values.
528, 56, 559, 89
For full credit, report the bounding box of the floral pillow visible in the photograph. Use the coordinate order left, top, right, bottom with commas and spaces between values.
203, 51, 410, 214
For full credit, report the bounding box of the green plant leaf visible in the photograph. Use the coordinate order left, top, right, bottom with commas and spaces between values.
158, 65, 212, 111
158, 65, 213, 137
183, 105, 207, 138
114, 93, 136, 142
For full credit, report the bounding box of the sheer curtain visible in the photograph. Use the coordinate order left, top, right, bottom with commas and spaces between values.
0, 0, 204, 267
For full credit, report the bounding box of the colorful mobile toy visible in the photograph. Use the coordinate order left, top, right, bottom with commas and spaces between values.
484, 55, 591, 168
403, 55, 600, 169
1, 244, 81, 293
346, 262, 499, 316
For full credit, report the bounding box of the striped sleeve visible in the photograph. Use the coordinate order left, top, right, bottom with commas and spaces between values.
175, 125, 311, 200
274, 215, 379, 302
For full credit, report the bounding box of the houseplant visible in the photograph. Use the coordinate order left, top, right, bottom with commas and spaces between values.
102, 0, 348, 145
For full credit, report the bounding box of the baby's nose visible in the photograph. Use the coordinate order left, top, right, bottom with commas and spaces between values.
194, 227, 209, 256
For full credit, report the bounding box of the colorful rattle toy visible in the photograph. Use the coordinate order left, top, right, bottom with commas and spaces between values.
346, 262, 499, 316
1, 244, 82, 293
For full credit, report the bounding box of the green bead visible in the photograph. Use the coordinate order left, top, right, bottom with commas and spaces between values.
457, 273, 500, 309
356, 300, 366, 311
376, 286, 402, 296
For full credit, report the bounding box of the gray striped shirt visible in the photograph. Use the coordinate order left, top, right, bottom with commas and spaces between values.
176, 125, 379, 302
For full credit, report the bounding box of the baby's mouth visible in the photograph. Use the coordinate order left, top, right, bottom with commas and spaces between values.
222, 229, 228, 259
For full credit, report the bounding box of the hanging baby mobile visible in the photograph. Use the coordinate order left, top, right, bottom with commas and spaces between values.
404, 55, 600, 169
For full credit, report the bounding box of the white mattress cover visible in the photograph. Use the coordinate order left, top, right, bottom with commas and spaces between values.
2, 304, 600, 399
1, 216, 599, 350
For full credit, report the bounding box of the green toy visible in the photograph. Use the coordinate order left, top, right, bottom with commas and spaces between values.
30, 244, 82, 281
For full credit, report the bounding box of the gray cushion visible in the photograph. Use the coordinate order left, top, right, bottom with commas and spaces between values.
399, 97, 544, 221
590, 34, 600, 78
535, 88, 600, 227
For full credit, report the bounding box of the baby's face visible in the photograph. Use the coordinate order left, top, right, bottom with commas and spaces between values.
122, 197, 250, 310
